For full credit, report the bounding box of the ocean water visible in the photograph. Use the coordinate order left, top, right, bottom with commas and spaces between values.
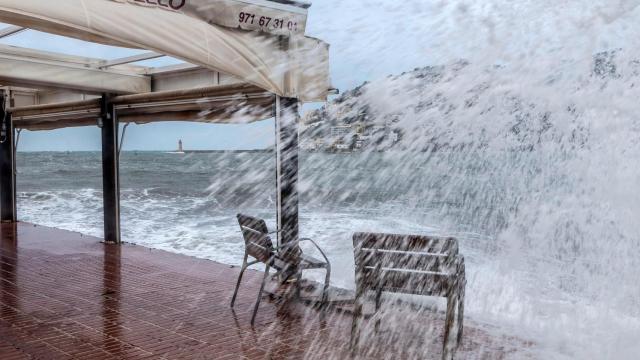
17, 151, 483, 289
15, 150, 640, 359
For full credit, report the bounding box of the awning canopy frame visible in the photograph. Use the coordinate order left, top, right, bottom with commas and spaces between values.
0, 25, 332, 129
0, 0, 326, 259
9, 83, 276, 130
0, 0, 332, 103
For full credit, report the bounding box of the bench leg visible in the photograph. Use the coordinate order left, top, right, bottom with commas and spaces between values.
350, 288, 364, 358
374, 286, 382, 333
442, 293, 457, 360
251, 263, 270, 326
230, 253, 248, 308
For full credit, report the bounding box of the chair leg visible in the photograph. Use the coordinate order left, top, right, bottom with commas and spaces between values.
442, 293, 457, 360
230, 254, 248, 308
294, 270, 303, 300
322, 264, 331, 306
251, 264, 270, 326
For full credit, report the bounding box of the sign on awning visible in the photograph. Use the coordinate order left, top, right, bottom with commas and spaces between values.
112, 0, 309, 36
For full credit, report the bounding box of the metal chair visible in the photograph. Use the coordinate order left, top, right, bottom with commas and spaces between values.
230, 213, 331, 325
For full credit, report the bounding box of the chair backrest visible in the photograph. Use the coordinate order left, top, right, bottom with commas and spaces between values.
353, 232, 461, 297
237, 214, 274, 263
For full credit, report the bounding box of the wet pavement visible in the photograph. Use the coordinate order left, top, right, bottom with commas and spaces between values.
0, 222, 524, 359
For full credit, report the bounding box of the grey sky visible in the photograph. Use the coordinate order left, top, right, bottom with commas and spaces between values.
7, 0, 640, 151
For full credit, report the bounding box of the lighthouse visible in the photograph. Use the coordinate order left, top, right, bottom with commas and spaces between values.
170, 139, 185, 154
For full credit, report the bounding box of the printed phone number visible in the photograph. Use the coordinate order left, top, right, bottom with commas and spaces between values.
238, 12, 299, 32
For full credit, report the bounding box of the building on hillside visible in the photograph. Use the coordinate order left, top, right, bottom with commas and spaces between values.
330, 125, 352, 138
300, 139, 327, 151
300, 140, 317, 151
390, 131, 399, 143
371, 124, 386, 133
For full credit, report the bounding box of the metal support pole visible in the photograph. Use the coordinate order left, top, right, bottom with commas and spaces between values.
0, 91, 16, 223
275, 96, 300, 252
100, 95, 121, 244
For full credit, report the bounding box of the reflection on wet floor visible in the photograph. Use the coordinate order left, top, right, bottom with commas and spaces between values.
0, 222, 523, 359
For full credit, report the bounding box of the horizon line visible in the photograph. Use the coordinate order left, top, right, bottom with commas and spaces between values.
16, 148, 274, 153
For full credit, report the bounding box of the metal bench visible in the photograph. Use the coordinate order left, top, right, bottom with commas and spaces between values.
350, 232, 466, 359
230, 214, 331, 325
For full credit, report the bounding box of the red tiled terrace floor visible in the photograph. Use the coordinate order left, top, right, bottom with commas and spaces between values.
0, 222, 525, 359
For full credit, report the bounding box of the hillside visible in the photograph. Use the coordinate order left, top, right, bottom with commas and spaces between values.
301, 51, 631, 152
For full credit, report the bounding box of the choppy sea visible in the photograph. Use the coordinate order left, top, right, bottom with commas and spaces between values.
16, 150, 640, 359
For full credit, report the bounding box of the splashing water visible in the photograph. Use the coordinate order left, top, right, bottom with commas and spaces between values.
311, 55, 640, 358
14, 0, 640, 358
303, 0, 640, 356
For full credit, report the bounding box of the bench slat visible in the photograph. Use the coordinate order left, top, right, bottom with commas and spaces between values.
357, 267, 457, 297
354, 232, 459, 255
359, 248, 457, 273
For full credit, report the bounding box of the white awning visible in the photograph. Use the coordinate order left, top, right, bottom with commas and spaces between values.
0, 0, 331, 102
179, 0, 311, 36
